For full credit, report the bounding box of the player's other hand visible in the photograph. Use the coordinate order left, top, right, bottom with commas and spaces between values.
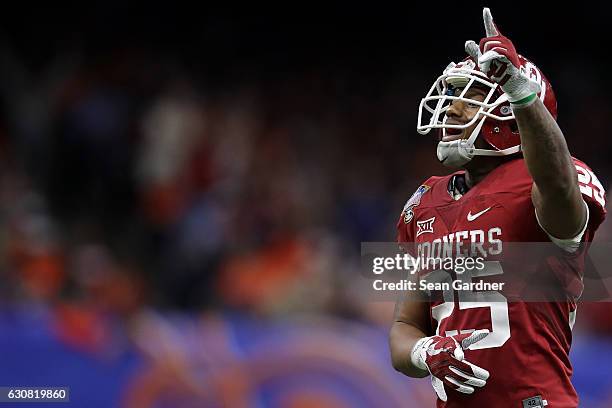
411, 330, 490, 402
465, 8, 540, 103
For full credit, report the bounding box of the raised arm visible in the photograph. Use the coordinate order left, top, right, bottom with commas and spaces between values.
465, 8, 586, 238
515, 100, 585, 238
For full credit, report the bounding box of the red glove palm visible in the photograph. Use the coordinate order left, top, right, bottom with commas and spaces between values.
478, 32, 520, 86
465, 8, 540, 103
411, 330, 490, 402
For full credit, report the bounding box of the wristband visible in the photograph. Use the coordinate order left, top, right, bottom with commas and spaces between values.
510, 92, 537, 107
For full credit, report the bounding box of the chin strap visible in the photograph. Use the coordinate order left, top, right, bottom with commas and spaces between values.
470, 144, 521, 156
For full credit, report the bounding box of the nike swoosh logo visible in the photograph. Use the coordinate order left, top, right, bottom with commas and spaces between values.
467, 207, 492, 221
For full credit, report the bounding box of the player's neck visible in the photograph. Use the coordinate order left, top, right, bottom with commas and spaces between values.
463, 157, 507, 188
464, 168, 489, 188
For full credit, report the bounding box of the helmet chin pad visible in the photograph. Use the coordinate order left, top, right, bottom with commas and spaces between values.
437, 139, 474, 168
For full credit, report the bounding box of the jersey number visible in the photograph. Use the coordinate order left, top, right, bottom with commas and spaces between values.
576, 164, 605, 207
430, 262, 510, 350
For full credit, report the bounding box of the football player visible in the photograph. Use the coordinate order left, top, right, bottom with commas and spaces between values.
389, 8, 606, 407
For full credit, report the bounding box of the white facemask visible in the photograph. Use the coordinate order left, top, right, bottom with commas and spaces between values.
417, 60, 522, 168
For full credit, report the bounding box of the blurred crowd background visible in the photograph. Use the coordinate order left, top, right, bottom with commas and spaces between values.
1, 4, 612, 407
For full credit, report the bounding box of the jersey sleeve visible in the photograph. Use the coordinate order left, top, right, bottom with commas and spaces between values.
535, 199, 589, 252
396, 195, 415, 246
535, 159, 606, 249
573, 158, 607, 238
396, 177, 439, 246
396, 213, 413, 243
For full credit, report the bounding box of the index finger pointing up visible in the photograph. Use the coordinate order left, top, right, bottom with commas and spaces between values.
483, 7, 499, 37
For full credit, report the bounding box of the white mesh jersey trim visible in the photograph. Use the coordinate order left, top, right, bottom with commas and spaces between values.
534, 200, 589, 253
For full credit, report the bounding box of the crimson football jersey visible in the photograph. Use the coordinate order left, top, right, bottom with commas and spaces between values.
397, 158, 606, 408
